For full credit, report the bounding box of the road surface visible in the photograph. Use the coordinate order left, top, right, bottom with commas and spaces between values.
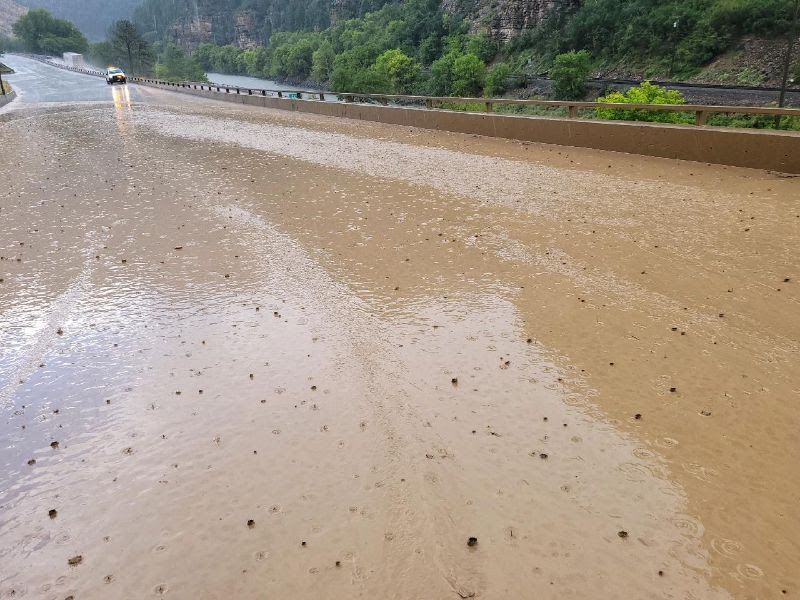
1, 54, 798, 600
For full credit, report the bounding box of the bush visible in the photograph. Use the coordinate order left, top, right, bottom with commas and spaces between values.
373, 48, 420, 93
551, 50, 591, 100
451, 53, 485, 97
429, 50, 458, 95
595, 81, 691, 124
484, 62, 511, 97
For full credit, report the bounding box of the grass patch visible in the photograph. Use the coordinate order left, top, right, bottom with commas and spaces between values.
707, 113, 800, 131
434, 95, 798, 132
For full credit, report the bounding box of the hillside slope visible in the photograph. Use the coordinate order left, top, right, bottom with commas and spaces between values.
133, 0, 576, 48
133, 0, 397, 46
0, 0, 26, 36
16, 0, 139, 40
131, 0, 797, 87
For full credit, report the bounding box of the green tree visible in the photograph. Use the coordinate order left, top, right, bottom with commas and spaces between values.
464, 33, 497, 63
311, 41, 336, 84
108, 20, 153, 77
330, 46, 374, 91
282, 39, 315, 79
551, 50, 591, 100
373, 48, 419, 93
241, 47, 270, 77
155, 43, 208, 82
193, 43, 217, 71
451, 53, 485, 97
429, 50, 458, 95
484, 62, 511, 97
595, 81, 689, 123
13, 9, 88, 55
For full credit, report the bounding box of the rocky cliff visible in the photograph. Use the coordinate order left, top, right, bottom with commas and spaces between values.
156, 0, 571, 49
443, 0, 578, 41
0, 0, 27, 36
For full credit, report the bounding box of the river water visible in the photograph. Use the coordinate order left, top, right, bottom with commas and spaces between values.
206, 72, 333, 100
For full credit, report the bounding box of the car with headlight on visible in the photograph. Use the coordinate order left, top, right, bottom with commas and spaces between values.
106, 68, 127, 85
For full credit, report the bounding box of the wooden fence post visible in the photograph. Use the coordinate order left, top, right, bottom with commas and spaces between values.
695, 110, 707, 126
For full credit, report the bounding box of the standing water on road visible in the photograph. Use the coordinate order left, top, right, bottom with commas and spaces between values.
0, 53, 798, 600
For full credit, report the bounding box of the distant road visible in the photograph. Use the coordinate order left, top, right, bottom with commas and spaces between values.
1, 54, 148, 104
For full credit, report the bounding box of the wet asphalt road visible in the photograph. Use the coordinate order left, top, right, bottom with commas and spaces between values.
1, 54, 147, 104
1, 53, 799, 600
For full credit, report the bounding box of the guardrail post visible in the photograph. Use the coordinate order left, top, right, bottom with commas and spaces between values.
278, 91, 283, 98
485, 101, 493, 113
568, 105, 578, 119
695, 110, 707, 126
262, 90, 266, 96
425, 99, 433, 109
319, 92, 325, 101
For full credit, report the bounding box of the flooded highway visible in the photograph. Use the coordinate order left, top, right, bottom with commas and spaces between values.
0, 54, 798, 600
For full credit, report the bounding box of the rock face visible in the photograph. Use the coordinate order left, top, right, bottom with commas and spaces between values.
0, 0, 27, 36
443, 0, 578, 41
165, 0, 576, 48
173, 17, 215, 48
234, 12, 258, 48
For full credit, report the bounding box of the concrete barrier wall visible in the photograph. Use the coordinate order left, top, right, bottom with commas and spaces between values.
144, 81, 800, 173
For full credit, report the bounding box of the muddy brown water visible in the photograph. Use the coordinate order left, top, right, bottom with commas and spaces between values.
0, 85, 798, 599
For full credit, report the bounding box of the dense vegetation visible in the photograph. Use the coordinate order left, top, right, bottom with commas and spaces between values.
4, 0, 799, 105
187, 0, 502, 96
12, 8, 87, 54
141, 0, 799, 98
88, 20, 153, 76
87, 21, 206, 83
509, 0, 800, 79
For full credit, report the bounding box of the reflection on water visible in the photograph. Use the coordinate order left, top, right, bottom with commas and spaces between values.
111, 84, 134, 135
111, 84, 131, 109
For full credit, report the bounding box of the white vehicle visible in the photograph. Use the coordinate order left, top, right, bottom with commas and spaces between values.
106, 68, 127, 85
63, 52, 85, 68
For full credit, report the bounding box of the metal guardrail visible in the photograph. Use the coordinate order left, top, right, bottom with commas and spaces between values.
134, 78, 326, 101
17, 54, 800, 128
132, 77, 800, 127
